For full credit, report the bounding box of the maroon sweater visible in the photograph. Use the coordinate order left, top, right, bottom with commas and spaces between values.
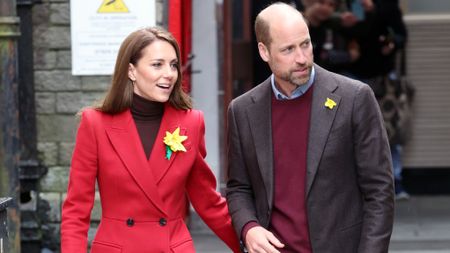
269, 87, 313, 253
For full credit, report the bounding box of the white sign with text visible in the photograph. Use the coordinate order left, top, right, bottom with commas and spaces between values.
71, 0, 156, 75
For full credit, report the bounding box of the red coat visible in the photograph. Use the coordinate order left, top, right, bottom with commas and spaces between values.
61, 105, 240, 253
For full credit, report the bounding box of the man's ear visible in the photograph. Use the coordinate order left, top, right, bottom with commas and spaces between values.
128, 63, 136, 81
258, 42, 270, 62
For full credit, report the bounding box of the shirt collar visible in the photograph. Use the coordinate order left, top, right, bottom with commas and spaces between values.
271, 66, 315, 100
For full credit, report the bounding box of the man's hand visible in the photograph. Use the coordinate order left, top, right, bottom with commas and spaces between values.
245, 226, 284, 253
340, 12, 358, 27
362, 0, 375, 12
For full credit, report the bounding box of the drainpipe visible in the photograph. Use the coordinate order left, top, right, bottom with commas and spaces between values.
0, 1, 21, 253
16, 0, 47, 252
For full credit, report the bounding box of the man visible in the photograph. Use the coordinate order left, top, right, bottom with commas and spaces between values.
226, 2, 394, 253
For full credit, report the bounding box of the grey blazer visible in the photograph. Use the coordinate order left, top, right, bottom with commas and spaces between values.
226, 65, 394, 253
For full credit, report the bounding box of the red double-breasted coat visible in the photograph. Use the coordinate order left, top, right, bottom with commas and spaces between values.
61, 105, 240, 253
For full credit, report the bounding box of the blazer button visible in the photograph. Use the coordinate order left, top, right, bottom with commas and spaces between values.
159, 218, 167, 226
126, 218, 134, 227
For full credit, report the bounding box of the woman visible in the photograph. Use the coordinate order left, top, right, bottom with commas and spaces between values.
61, 27, 240, 253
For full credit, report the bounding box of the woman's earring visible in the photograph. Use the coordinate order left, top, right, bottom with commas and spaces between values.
130, 79, 136, 85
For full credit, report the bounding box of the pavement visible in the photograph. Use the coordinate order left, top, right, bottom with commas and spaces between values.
191, 196, 450, 253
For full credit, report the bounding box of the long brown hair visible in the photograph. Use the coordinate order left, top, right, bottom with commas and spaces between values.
96, 26, 192, 114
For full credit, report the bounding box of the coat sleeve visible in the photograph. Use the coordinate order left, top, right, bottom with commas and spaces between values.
185, 111, 241, 253
353, 84, 395, 252
225, 100, 260, 238
61, 110, 98, 253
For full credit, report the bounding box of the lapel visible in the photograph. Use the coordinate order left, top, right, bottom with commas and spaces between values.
148, 104, 185, 184
306, 65, 341, 197
105, 109, 167, 216
246, 79, 274, 208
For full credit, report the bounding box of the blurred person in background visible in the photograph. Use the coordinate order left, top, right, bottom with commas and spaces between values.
343, 0, 410, 200
302, 0, 363, 74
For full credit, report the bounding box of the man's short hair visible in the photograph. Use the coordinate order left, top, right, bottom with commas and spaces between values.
254, 14, 272, 47
254, 2, 303, 48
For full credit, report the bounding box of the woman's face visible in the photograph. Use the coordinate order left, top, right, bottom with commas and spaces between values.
128, 39, 179, 103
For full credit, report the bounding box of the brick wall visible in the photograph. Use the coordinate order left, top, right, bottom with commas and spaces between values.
32, 0, 166, 250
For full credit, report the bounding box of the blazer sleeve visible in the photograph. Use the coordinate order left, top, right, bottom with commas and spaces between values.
225, 100, 260, 238
185, 111, 241, 253
61, 110, 98, 253
353, 84, 395, 252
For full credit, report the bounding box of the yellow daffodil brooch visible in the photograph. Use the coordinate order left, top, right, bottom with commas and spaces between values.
163, 127, 187, 160
324, 97, 337, 110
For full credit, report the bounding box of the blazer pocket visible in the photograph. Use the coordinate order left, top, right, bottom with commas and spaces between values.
90, 241, 122, 253
170, 238, 195, 253
339, 220, 363, 232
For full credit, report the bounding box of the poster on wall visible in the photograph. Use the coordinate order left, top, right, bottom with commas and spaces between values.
71, 0, 156, 75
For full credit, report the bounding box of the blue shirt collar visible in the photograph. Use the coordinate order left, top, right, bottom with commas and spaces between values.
271, 66, 315, 100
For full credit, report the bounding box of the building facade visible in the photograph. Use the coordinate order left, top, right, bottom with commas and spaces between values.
1, 0, 450, 252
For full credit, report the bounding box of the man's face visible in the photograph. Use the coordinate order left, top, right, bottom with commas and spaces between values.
316, 0, 337, 21
259, 17, 314, 93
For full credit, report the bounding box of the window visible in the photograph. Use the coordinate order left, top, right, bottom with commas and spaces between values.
401, 0, 450, 14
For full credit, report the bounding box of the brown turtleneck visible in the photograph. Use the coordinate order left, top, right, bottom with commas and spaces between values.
131, 93, 164, 159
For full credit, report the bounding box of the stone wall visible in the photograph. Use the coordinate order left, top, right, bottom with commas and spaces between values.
32, 0, 166, 251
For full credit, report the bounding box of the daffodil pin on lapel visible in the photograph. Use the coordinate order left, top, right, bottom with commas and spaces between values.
163, 127, 188, 160
324, 97, 337, 110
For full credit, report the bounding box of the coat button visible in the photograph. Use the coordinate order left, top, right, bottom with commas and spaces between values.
126, 218, 134, 227
159, 218, 167, 226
